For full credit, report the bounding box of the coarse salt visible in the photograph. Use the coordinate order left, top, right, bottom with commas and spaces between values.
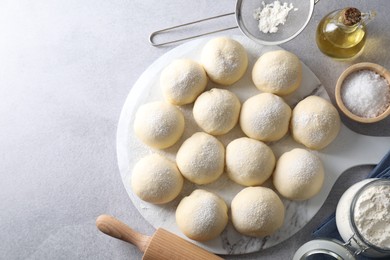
341, 70, 390, 118
253, 1, 297, 34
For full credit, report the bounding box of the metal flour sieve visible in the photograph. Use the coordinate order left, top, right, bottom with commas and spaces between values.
149, 0, 320, 46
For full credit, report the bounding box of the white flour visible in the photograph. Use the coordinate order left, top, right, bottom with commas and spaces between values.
253, 1, 297, 33
354, 183, 390, 249
336, 179, 390, 257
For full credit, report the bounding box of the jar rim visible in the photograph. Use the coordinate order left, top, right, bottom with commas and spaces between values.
292, 238, 355, 260
349, 178, 390, 253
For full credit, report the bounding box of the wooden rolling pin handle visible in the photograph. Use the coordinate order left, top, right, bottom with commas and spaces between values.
96, 214, 151, 252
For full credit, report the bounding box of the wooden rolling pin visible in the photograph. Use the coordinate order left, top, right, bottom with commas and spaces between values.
96, 215, 223, 260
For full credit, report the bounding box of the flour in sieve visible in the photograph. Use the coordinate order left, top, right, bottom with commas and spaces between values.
254, 1, 297, 34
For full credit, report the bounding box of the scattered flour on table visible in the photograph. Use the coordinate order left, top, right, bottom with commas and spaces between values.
253, 1, 297, 33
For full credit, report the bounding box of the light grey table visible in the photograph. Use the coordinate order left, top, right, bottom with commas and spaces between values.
1, 1, 389, 259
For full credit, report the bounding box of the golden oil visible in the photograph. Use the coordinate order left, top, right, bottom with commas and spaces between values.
316, 8, 368, 59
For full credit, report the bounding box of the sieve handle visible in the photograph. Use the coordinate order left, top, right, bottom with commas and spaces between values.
149, 12, 238, 47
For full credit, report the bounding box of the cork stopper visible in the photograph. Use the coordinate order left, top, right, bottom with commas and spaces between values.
341, 7, 362, 26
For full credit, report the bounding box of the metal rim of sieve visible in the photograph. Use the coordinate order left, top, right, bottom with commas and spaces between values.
149, 0, 320, 46
236, 0, 317, 46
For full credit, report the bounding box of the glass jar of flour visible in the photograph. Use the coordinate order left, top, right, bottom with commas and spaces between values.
293, 178, 390, 259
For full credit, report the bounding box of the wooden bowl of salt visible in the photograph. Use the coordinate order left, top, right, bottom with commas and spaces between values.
335, 62, 390, 123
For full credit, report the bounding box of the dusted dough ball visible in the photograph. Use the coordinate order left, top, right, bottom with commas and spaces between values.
273, 148, 324, 201
226, 137, 275, 186
291, 96, 341, 150
201, 37, 248, 85
193, 88, 241, 135
176, 189, 228, 241
231, 187, 285, 237
240, 93, 292, 142
160, 59, 208, 105
176, 132, 225, 185
131, 154, 183, 204
134, 101, 185, 149
252, 50, 302, 95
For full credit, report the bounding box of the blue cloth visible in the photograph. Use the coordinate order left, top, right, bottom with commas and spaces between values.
312, 149, 390, 259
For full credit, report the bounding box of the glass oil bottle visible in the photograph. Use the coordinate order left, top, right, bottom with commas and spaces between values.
316, 7, 376, 59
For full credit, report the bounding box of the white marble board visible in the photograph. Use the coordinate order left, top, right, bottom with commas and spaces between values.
116, 35, 390, 255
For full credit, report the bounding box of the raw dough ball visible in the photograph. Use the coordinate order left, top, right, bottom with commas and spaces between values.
134, 101, 185, 149
226, 137, 275, 186
291, 95, 341, 150
176, 132, 225, 185
160, 59, 208, 105
240, 93, 292, 142
231, 187, 285, 237
201, 37, 248, 85
131, 154, 183, 204
252, 50, 302, 95
176, 189, 228, 241
273, 148, 324, 201
193, 88, 241, 135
